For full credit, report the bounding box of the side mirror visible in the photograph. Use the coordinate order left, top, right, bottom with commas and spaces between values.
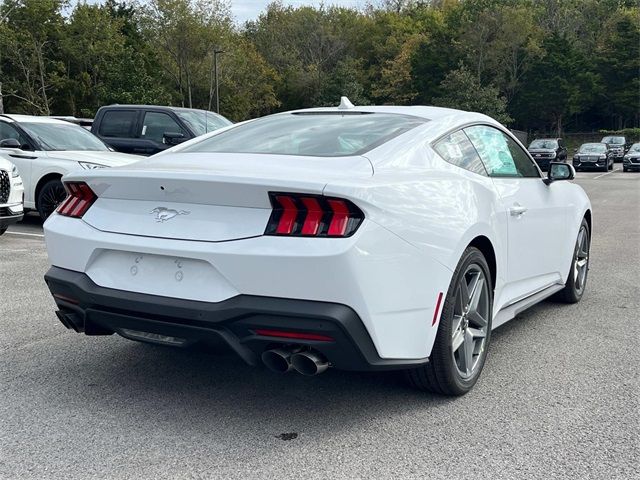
0, 138, 21, 149
544, 162, 575, 185
163, 131, 185, 146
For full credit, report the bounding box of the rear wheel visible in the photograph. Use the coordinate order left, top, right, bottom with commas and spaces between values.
406, 247, 493, 396
555, 218, 590, 304
37, 179, 66, 221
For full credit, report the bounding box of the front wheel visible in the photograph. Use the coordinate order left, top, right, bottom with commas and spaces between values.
406, 247, 493, 395
555, 218, 590, 304
0, 226, 7, 236
37, 179, 66, 221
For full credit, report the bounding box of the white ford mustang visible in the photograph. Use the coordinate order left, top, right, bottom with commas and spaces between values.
43, 101, 592, 395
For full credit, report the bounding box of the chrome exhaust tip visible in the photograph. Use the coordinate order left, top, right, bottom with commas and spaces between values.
261, 348, 295, 373
290, 351, 329, 376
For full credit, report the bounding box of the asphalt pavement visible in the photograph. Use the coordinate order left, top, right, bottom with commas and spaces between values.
1, 168, 638, 479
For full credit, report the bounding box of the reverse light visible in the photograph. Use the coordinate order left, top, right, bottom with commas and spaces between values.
56, 181, 97, 218
265, 192, 364, 237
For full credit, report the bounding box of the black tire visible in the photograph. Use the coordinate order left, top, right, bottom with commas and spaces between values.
406, 247, 493, 396
0, 226, 7, 236
37, 178, 66, 221
623, 167, 628, 172
554, 218, 590, 304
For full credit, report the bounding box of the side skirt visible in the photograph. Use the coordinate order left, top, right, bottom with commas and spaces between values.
492, 284, 564, 330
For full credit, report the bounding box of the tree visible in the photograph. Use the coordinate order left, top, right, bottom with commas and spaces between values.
432, 65, 512, 124
596, 8, 640, 129
0, 0, 65, 114
141, 0, 233, 108
512, 34, 599, 135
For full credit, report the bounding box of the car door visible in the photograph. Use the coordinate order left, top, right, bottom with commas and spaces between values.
0, 120, 38, 205
464, 125, 569, 304
95, 109, 141, 154
139, 111, 188, 154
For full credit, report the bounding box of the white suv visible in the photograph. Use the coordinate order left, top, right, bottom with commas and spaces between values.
0, 114, 139, 220
0, 157, 24, 236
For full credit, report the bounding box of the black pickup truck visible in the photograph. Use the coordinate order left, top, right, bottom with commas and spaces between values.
91, 105, 232, 155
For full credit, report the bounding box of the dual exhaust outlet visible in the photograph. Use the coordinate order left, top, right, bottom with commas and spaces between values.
261, 347, 329, 376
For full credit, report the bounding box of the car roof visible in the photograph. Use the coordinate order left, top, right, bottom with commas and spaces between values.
287, 104, 493, 123
531, 138, 560, 141
0, 114, 71, 125
99, 104, 218, 114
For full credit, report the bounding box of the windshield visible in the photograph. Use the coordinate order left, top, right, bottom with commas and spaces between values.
601, 136, 624, 145
175, 110, 232, 137
529, 139, 558, 149
182, 112, 427, 157
20, 122, 108, 151
579, 143, 606, 153
629, 143, 640, 153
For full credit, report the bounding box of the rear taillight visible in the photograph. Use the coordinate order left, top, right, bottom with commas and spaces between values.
56, 181, 97, 218
265, 192, 364, 237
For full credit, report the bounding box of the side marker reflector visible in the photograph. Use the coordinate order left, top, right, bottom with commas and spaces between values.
432, 292, 444, 326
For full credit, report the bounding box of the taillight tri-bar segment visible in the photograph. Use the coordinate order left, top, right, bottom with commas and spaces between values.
56, 181, 97, 218
265, 192, 364, 237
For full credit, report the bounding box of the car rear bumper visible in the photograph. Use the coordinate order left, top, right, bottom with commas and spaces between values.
45, 266, 429, 371
44, 214, 453, 360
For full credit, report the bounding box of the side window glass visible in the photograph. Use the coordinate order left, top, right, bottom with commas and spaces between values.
0, 122, 28, 146
433, 129, 487, 176
99, 110, 137, 138
142, 112, 184, 144
465, 125, 539, 178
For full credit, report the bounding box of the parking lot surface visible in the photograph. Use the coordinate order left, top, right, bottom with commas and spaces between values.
1, 169, 638, 479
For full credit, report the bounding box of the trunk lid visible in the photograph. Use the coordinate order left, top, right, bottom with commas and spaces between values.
75, 152, 372, 243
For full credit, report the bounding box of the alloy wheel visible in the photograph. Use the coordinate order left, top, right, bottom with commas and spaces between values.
451, 264, 490, 379
39, 182, 67, 219
573, 225, 589, 295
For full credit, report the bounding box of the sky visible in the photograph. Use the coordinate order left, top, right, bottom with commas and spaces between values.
79, 1, 369, 24
232, 1, 366, 23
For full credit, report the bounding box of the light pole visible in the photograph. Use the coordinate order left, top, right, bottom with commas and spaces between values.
209, 48, 225, 113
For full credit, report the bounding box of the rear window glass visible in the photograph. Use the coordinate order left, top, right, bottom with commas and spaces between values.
99, 110, 137, 137
182, 112, 427, 157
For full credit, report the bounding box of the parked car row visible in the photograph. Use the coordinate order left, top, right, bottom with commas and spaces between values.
0, 106, 231, 221
528, 135, 636, 173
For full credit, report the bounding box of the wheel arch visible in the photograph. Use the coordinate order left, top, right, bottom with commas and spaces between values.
467, 235, 497, 292
583, 209, 592, 234
34, 172, 63, 209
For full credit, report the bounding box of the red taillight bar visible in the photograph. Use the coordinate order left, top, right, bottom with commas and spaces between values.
56, 181, 97, 218
265, 192, 364, 238
253, 329, 334, 342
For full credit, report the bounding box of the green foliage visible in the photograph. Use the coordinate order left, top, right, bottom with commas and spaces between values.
0, 0, 637, 132
433, 65, 512, 124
